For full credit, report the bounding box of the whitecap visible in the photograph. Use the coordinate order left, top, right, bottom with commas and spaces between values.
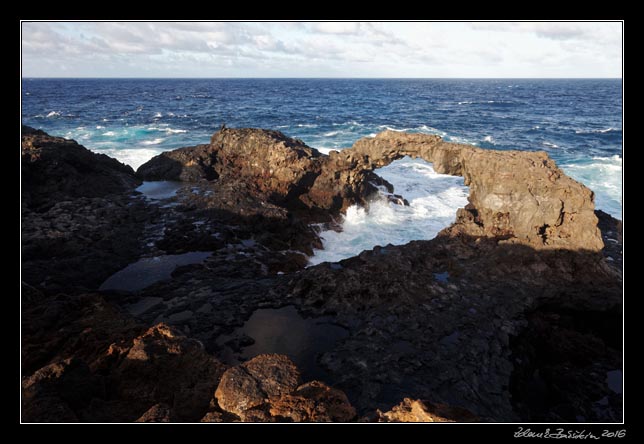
575, 127, 619, 135
483, 135, 494, 143
102, 131, 117, 136
141, 138, 164, 145
46, 111, 60, 118
542, 141, 559, 148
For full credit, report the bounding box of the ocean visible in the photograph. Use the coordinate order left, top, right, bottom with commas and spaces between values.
21, 78, 622, 263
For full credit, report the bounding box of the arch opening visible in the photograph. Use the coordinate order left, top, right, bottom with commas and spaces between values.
308, 156, 469, 265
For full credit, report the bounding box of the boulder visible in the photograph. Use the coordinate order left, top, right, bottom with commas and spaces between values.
213, 354, 355, 422
374, 398, 479, 422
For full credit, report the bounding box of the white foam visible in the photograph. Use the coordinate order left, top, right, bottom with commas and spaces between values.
316, 147, 339, 155
102, 131, 117, 136
483, 135, 494, 143
575, 127, 619, 134
99, 148, 162, 170
542, 141, 559, 148
309, 157, 469, 265
46, 111, 60, 118
141, 138, 164, 145
560, 155, 622, 218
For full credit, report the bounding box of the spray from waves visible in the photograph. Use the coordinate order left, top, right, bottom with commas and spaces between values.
560, 155, 622, 219
141, 138, 165, 145
46, 111, 61, 118
309, 157, 469, 265
98, 148, 163, 171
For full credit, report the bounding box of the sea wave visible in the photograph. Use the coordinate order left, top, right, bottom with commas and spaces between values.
560, 156, 622, 218
575, 127, 620, 135
141, 138, 165, 145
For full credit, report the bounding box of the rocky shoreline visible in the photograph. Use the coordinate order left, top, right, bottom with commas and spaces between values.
21, 125, 622, 422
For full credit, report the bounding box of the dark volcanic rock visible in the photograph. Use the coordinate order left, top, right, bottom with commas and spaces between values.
106, 323, 227, 422
21, 127, 148, 293
22, 126, 622, 423
22, 295, 229, 423
22, 125, 140, 210
137, 127, 392, 217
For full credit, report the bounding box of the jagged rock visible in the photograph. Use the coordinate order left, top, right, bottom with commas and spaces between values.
22, 358, 103, 423
137, 127, 392, 217
374, 398, 479, 422
108, 323, 228, 422
213, 354, 355, 422
135, 403, 173, 422
21, 293, 143, 376
22, 127, 147, 293
22, 125, 140, 210
268, 381, 356, 422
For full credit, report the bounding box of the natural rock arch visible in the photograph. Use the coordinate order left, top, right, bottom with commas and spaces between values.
138, 128, 603, 252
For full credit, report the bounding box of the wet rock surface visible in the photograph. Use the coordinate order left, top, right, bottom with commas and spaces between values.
21, 127, 622, 422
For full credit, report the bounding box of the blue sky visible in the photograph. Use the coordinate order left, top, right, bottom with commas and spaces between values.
21, 22, 622, 78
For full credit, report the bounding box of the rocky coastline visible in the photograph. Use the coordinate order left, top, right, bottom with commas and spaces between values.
21, 125, 622, 422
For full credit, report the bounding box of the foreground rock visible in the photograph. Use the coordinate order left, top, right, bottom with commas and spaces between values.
22, 126, 146, 293
22, 125, 140, 210
204, 354, 356, 422
373, 398, 479, 422
22, 295, 226, 422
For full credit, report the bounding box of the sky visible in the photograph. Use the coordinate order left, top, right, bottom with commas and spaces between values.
21, 22, 622, 78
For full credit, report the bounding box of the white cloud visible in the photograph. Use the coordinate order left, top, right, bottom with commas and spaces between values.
20, 21, 622, 78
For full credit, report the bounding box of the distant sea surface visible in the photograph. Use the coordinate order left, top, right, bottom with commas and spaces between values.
22, 78, 622, 262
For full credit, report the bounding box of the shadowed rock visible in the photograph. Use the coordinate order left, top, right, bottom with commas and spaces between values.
22, 125, 140, 210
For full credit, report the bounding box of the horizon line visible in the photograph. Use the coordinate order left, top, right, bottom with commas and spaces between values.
22, 76, 623, 80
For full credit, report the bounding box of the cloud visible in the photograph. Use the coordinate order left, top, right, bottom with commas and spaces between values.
309, 22, 362, 35
469, 22, 608, 41
20, 21, 622, 78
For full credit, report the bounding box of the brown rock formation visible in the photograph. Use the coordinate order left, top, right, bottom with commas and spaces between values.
374, 398, 479, 422
138, 128, 603, 251
341, 131, 603, 251
137, 127, 391, 217
209, 354, 356, 422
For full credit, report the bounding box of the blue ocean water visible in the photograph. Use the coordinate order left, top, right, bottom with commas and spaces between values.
22, 78, 622, 262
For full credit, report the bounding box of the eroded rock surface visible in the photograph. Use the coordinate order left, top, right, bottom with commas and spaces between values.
22, 126, 622, 423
